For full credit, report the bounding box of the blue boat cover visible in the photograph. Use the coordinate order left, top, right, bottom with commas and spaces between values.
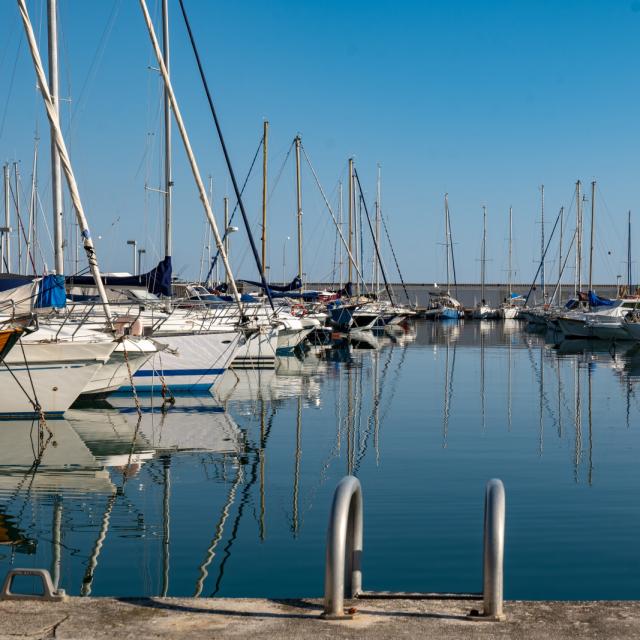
36, 274, 66, 308
66, 256, 173, 297
0, 274, 35, 292
588, 290, 615, 307
240, 275, 302, 293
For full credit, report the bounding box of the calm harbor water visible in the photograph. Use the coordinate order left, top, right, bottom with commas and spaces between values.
1, 320, 639, 600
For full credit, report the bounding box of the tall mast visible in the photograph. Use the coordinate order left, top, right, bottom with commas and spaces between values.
2, 164, 9, 272
444, 193, 450, 294
540, 184, 545, 302
223, 196, 229, 285
18, 0, 112, 320
375, 164, 381, 292
588, 180, 595, 292
261, 120, 268, 279
48, 0, 64, 274
162, 0, 172, 260
294, 135, 303, 286
575, 180, 582, 294
508, 205, 513, 298
28, 139, 38, 274
348, 158, 353, 286
628, 210, 632, 292
338, 180, 343, 287
558, 206, 563, 305
14, 163, 22, 273
139, 0, 243, 311
481, 205, 487, 302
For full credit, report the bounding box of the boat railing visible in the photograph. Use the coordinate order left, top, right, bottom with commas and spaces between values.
322, 475, 506, 621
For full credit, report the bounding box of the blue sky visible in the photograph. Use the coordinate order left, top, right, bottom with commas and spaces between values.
1, 0, 640, 285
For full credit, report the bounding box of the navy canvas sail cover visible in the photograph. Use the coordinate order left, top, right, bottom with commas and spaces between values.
0, 274, 35, 292
66, 256, 173, 297
240, 275, 302, 292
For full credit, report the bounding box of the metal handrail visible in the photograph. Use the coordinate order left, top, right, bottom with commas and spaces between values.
481, 478, 506, 620
322, 475, 363, 619
321, 476, 506, 621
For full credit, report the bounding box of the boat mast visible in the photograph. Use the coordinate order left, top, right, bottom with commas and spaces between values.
261, 120, 268, 280
48, 0, 64, 275
28, 139, 38, 274
223, 196, 229, 285
628, 210, 632, 293
540, 184, 545, 302
481, 205, 487, 303
162, 0, 172, 261
348, 158, 354, 288
2, 164, 9, 272
375, 164, 381, 293
508, 205, 513, 299
558, 206, 563, 305
445, 193, 450, 294
18, 0, 112, 320
295, 135, 303, 287
14, 164, 22, 273
588, 180, 595, 292
338, 180, 343, 287
575, 180, 582, 294
140, 0, 244, 311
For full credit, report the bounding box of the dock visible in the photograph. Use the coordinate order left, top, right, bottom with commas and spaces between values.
1, 597, 639, 639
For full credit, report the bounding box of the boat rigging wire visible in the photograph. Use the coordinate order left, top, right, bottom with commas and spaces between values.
353, 168, 395, 304
177, 0, 273, 310
379, 204, 411, 304
0, 33, 23, 144
204, 133, 264, 285
300, 145, 367, 289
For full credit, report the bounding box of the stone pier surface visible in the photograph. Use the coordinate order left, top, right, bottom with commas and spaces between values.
1, 598, 639, 639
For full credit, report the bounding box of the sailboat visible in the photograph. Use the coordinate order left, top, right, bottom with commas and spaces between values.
472, 206, 498, 319
499, 206, 522, 319
427, 194, 463, 320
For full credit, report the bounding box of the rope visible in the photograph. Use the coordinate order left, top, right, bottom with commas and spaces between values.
120, 338, 142, 420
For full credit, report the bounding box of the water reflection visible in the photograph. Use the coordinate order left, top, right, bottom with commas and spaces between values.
1, 321, 640, 599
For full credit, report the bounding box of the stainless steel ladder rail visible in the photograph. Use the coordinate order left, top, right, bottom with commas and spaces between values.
321, 475, 363, 619
322, 475, 506, 620
481, 478, 506, 620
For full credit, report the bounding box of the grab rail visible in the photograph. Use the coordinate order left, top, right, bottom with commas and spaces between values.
321, 475, 363, 619
481, 478, 506, 620
321, 475, 506, 621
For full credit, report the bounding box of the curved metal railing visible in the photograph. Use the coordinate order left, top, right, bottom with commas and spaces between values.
322, 475, 363, 618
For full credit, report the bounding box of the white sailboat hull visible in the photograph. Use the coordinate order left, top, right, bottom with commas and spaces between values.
1, 339, 116, 418
0, 360, 106, 418
124, 330, 241, 393
231, 326, 278, 369
81, 338, 158, 396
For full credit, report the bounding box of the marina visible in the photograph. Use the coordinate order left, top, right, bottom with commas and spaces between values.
1, 0, 640, 635
1, 320, 640, 602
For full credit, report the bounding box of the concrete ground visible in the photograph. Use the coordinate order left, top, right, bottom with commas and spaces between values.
1, 597, 639, 639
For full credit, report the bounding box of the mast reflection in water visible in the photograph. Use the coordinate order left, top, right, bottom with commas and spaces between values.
1, 321, 640, 599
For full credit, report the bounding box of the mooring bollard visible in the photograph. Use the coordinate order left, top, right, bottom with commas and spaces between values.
0, 568, 67, 602
480, 478, 506, 621
321, 475, 363, 619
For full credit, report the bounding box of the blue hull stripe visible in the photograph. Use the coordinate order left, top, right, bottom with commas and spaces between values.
116, 405, 225, 414
133, 368, 226, 377
0, 411, 65, 420
117, 384, 214, 394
